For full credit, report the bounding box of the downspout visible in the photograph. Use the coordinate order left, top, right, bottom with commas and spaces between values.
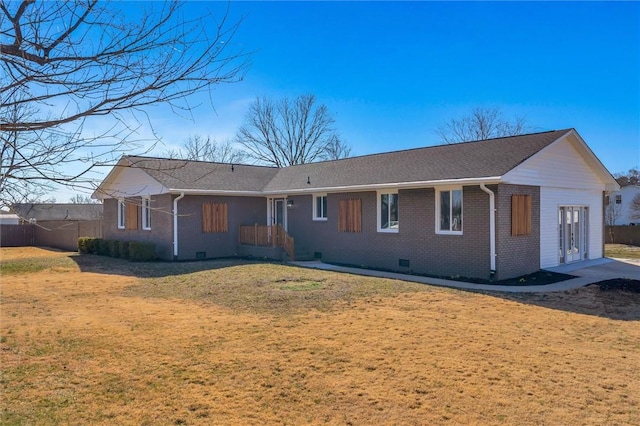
480, 184, 496, 276
173, 192, 185, 259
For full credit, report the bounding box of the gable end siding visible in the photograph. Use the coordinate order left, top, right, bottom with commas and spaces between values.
503, 136, 605, 190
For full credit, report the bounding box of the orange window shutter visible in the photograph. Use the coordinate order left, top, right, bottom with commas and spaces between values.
512, 195, 531, 236
125, 201, 139, 230
202, 202, 228, 233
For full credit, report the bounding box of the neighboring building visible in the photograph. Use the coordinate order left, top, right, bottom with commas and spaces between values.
0, 212, 20, 225
605, 185, 640, 226
11, 203, 103, 223
93, 129, 619, 281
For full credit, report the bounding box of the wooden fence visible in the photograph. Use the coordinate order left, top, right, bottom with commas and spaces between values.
0, 220, 102, 251
239, 224, 295, 260
605, 226, 640, 246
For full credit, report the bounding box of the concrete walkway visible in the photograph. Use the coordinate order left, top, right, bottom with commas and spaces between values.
289, 258, 640, 293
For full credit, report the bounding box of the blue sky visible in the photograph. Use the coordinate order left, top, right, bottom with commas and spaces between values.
60, 1, 640, 200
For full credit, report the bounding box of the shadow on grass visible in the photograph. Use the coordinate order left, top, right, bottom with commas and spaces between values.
69, 253, 262, 279
492, 279, 640, 321
69, 254, 640, 321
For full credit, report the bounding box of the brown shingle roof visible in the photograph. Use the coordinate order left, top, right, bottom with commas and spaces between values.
123, 130, 571, 193
125, 157, 279, 192
262, 129, 571, 191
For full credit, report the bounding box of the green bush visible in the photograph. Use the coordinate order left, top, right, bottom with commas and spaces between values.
78, 237, 98, 254
128, 241, 156, 262
109, 240, 121, 258
96, 239, 111, 256
119, 241, 130, 260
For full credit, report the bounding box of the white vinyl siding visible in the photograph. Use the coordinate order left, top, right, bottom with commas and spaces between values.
502, 136, 605, 190
540, 187, 603, 269
103, 166, 168, 199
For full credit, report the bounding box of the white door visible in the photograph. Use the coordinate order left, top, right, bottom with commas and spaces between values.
559, 206, 588, 264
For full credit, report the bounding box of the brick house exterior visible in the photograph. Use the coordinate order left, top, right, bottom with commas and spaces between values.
94, 129, 618, 280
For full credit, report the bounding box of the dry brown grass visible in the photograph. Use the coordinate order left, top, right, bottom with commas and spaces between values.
606, 243, 640, 259
1, 248, 639, 425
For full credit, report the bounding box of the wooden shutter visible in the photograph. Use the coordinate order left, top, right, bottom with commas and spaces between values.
125, 201, 139, 230
338, 198, 362, 233
512, 194, 531, 236
202, 203, 228, 233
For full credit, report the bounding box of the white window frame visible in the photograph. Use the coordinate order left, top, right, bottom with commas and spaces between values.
436, 187, 463, 235
377, 190, 399, 233
117, 199, 126, 229
142, 197, 151, 230
312, 193, 328, 221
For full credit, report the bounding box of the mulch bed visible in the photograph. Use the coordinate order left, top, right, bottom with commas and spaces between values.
594, 278, 640, 293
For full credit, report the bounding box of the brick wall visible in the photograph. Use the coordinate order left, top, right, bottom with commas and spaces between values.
103, 194, 174, 259
176, 195, 266, 260
287, 186, 492, 280
495, 184, 541, 280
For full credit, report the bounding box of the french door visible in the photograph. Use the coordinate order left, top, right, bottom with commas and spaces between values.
558, 206, 589, 264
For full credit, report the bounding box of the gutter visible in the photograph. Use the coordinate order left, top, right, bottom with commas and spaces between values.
479, 184, 496, 275
173, 192, 185, 259
167, 176, 503, 197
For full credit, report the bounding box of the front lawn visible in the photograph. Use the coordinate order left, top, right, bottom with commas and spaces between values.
1, 248, 639, 424
606, 243, 640, 259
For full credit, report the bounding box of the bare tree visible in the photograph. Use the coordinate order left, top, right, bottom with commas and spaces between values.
613, 168, 640, 186
1, 0, 248, 208
70, 194, 100, 204
165, 135, 245, 163
435, 107, 528, 144
235, 94, 351, 167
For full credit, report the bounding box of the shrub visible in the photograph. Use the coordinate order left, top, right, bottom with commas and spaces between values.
109, 240, 121, 258
128, 241, 156, 262
119, 241, 130, 260
78, 237, 98, 254
96, 239, 111, 256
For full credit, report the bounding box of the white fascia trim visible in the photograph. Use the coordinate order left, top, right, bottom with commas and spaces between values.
168, 189, 266, 197
262, 176, 503, 196
165, 177, 502, 198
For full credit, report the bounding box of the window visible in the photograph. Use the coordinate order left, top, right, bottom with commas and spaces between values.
511, 194, 531, 236
338, 198, 362, 233
377, 191, 398, 232
117, 199, 125, 229
436, 188, 462, 234
615, 194, 622, 204
313, 194, 328, 221
142, 197, 151, 230
202, 202, 228, 233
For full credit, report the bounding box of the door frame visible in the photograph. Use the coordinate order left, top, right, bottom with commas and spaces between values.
558, 205, 589, 264
267, 197, 288, 231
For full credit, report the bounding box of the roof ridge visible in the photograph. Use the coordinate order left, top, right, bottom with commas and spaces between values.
280, 129, 573, 169
123, 155, 278, 169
